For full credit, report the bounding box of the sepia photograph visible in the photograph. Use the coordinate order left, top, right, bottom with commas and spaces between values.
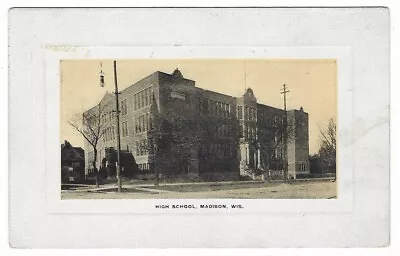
60, 59, 337, 200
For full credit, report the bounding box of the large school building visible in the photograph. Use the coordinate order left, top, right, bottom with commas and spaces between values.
84, 68, 310, 180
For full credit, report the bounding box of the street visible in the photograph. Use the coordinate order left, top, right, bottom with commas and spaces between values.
61, 179, 337, 199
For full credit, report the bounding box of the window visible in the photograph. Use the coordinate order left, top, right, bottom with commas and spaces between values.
139, 116, 142, 132
144, 89, 148, 106
134, 94, 138, 110
134, 117, 138, 133
145, 113, 149, 131
198, 97, 202, 112
249, 108, 254, 120
225, 104, 230, 117
121, 99, 127, 115
239, 125, 244, 138
222, 103, 226, 117
142, 115, 146, 132
122, 121, 128, 137
148, 87, 153, 104
237, 106, 243, 119
248, 108, 251, 120
298, 162, 307, 172
139, 141, 143, 156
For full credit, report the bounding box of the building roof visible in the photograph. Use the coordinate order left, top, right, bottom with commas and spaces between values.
61, 140, 85, 162
172, 68, 183, 78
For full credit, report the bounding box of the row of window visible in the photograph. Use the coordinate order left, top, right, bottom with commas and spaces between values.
135, 139, 154, 156
205, 143, 233, 158
208, 99, 231, 118
103, 126, 115, 142
239, 125, 257, 140
100, 116, 283, 141
260, 115, 285, 128
84, 115, 98, 128
138, 163, 153, 171
214, 123, 234, 138
237, 106, 257, 121
246, 107, 257, 121
298, 162, 308, 172
133, 86, 153, 111
100, 111, 114, 124
134, 113, 153, 134
274, 148, 284, 159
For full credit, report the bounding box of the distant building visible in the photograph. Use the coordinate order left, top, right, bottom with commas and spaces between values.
83, 69, 309, 180
61, 140, 85, 183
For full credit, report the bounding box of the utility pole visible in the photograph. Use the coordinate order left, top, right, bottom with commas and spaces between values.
113, 60, 122, 192
99, 61, 122, 192
280, 84, 290, 182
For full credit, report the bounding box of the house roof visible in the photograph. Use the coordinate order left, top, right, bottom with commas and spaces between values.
61, 141, 85, 162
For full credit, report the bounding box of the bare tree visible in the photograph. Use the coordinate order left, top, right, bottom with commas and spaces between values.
318, 118, 337, 176
68, 102, 109, 187
258, 118, 296, 181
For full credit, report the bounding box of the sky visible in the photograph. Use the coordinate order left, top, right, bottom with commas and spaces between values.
60, 59, 336, 154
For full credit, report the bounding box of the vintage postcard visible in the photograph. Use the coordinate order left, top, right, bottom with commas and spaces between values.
9, 8, 389, 248
47, 46, 353, 214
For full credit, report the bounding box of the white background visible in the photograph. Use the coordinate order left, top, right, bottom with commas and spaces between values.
2, 0, 398, 254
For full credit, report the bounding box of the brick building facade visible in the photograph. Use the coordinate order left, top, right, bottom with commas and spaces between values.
83, 69, 310, 180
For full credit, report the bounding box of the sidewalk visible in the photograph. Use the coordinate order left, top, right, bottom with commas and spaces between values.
64, 177, 334, 193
